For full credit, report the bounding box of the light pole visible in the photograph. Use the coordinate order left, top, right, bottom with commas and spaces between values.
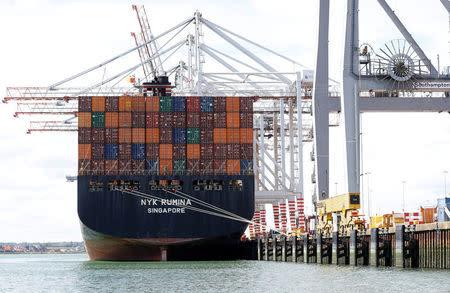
335, 182, 338, 195
444, 171, 448, 196
402, 180, 406, 211
364, 172, 371, 217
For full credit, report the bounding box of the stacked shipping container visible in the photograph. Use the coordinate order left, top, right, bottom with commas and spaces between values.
78, 96, 254, 175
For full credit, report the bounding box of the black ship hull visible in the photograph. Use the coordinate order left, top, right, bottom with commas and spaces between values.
78, 175, 254, 260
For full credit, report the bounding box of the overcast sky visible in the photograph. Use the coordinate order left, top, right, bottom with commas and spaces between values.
0, 0, 449, 241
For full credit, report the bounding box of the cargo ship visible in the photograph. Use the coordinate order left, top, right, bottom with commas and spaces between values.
77, 77, 255, 261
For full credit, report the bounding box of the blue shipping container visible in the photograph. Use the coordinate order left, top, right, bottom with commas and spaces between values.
240, 160, 253, 174
172, 97, 186, 112
173, 128, 187, 144
105, 144, 118, 159
132, 144, 146, 159
200, 97, 213, 112
437, 197, 450, 222
146, 159, 159, 174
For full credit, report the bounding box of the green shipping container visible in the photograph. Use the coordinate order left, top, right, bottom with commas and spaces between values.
187, 128, 200, 143
173, 159, 186, 175
159, 96, 172, 112
91, 112, 105, 128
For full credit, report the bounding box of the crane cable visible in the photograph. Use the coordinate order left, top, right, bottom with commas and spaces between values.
121, 188, 287, 236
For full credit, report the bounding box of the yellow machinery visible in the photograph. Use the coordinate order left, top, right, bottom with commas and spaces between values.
316, 193, 365, 233
369, 213, 404, 229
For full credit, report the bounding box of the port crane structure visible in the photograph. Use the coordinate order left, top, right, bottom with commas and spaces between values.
3, 1, 450, 234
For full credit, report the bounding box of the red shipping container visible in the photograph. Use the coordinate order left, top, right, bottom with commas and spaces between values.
119, 159, 132, 175
91, 160, 105, 175
200, 128, 213, 144
146, 128, 159, 143
119, 143, 132, 159
159, 113, 173, 127
78, 159, 91, 175
173, 144, 186, 159
200, 113, 214, 128
214, 144, 227, 159
227, 144, 241, 159
173, 112, 186, 127
200, 144, 214, 159
226, 97, 239, 112
79, 97, 92, 112
239, 113, 253, 128
227, 159, 240, 175
187, 113, 200, 127
146, 112, 159, 128
78, 144, 91, 160
186, 96, 200, 112
159, 144, 173, 159
118, 112, 132, 127
78, 128, 91, 143
213, 160, 227, 174
213, 128, 227, 143
146, 96, 160, 112
105, 128, 119, 144
132, 128, 145, 143
105, 159, 118, 175
105, 112, 118, 128
91, 128, 105, 144
213, 97, 226, 112
119, 128, 131, 143
92, 96, 105, 112
187, 159, 200, 175
187, 144, 200, 159
105, 96, 119, 112
132, 112, 146, 128
200, 160, 213, 175
132, 96, 146, 112
240, 143, 253, 159
226, 128, 240, 143
159, 128, 173, 143
239, 97, 253, 112
227, 112, 240, 128
240, 128, 253, 143
213, 113, 227, 128
146, 144, 160, 159
119, 96, 132, 111
160, 159, 173, 175
91, 143, 104, 159
132, 159, 146, 174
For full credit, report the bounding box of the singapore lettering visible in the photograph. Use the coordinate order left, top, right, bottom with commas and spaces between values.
140, 198, 192, 214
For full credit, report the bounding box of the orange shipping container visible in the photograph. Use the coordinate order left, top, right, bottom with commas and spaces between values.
78, 112, 92, 127
132, 96, 146, 112
92, 96, 105, 112
160, 159, 173, 175
119, 128, 131, 143
132, 128, 145, 143
146, 128, 159, 143
118, 112, 132, 127
146, 96, 160, 112
78, 144, 91, 159
240, 128, 253, 143
226, 128, 240, 143
105, 112, 118, 128
213, 128, 227, 143
159, 144, 173, 159
187, 144, 200, 159
227, 112, 240, 128
119, 96, 132, 111
227, 159, 240, 175
226, 97, 239, 112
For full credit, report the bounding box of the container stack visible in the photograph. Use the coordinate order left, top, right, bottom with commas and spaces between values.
78, 96, 254, 176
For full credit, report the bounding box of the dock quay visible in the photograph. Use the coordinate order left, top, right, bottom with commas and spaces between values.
252, 222, 450, 269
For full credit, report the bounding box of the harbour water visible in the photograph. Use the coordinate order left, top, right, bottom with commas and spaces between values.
0, 254, 449, 292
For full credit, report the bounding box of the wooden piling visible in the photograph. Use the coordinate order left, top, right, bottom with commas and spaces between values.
370, 228, 379, 266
